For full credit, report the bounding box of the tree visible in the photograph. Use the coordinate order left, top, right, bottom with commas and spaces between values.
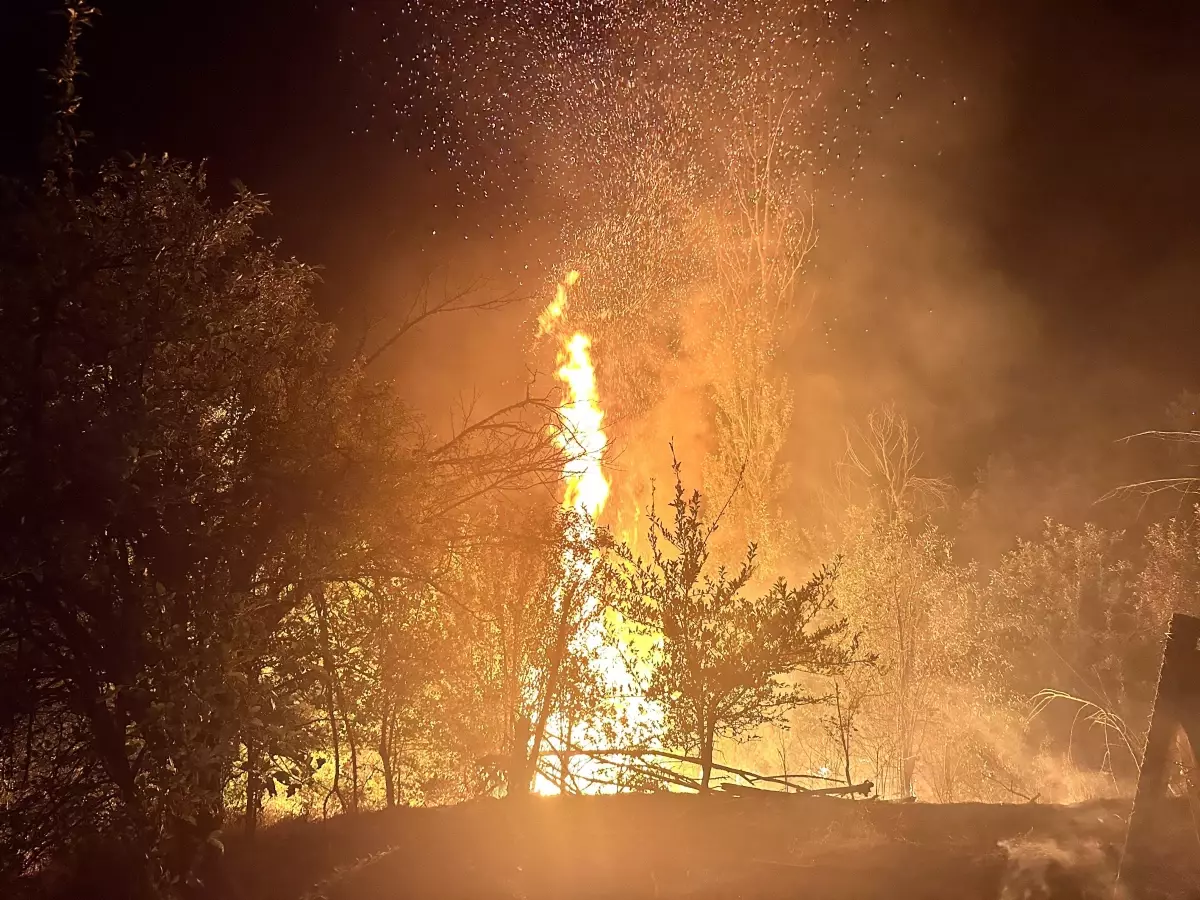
973, 511, 1200, 799
981, 522, 1133, 716
836, 405, 950, 520
0, 149, 432, 890
609, 453, 857, 790
974, 520, 1158, 800
791, 409, 983, 799
0, 135, 582, 891
700, 97, 818, 564
457, 502, 611, 796
559, 90, 828, 570
342, 579, 451, 810
558, 157, 704, 425
829, 506, 975, 799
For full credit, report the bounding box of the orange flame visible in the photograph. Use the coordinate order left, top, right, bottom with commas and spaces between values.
537, 268, 580, 337
534, 271, 663, 795
540, 270, 609, 519
556, 333, 610, 518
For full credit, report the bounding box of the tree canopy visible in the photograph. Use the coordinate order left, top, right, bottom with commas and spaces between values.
610, 455, 859, 789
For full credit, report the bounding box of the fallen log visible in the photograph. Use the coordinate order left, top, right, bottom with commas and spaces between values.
719, 780, 874, 799
538, 742, 837, 793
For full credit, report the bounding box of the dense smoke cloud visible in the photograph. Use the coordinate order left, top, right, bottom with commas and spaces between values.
335, 0, 1200, 559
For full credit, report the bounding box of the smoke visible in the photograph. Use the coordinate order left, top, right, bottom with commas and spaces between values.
337, 0, 1200, 569
998, 837, 1124, 900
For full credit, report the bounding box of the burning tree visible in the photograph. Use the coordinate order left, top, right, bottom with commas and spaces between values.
559, 91, 822, 570
461, 503, 611, 797
609, 453, 858, 790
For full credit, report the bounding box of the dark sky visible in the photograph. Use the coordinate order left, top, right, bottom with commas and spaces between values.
3, 0, 1200, 486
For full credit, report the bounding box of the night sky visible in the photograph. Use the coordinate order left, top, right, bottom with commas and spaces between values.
3, 0, 1199, 487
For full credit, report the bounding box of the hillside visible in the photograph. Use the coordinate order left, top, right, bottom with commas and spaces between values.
221, 794, 1200, 900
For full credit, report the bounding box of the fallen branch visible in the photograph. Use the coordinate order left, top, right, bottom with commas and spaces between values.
542, 760, 696, 794
753, 771, 844, 785
538, 745, 704, 792
537, 741, 838, 793
719, 781, 874, 799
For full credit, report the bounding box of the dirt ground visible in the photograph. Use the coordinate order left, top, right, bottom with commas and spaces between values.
227, 794, 1200, 900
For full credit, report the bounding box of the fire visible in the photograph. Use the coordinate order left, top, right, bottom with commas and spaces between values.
555, 332, 610, 518
533, 271, 610, 794
534, 272, 663, 795
540, 270, 609, 521
537, 268, 580, 337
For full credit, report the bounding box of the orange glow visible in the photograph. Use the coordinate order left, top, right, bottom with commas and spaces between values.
555, 332, 610, 518
538, 270, 609, 521
537, 268, 580, 337
534, 272, 663, 796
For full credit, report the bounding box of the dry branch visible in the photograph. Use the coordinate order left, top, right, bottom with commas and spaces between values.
364, 273, 534, 367
537, 742, 843, 793
719, 780, 874, 798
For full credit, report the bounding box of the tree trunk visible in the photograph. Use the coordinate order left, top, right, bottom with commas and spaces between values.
245, 730, 261, 838
244, 664, 263, 838
901, 754, 916, 799
523, 585, 577, 796
345, 707, 360, 814
700, 726, 716, 792
560, 712, 574, 791
380, 704, 397, 808
313, 586, 347, 817
328, 608, 360, 814
834, 684, 854, 787
508, 715, 532, 798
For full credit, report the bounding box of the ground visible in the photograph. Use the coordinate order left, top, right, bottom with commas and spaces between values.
227, 794, 1200, 900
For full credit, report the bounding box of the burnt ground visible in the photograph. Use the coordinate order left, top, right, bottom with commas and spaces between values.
225, 795, 1200, 900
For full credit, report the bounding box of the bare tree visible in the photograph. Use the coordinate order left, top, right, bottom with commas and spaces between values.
703, 96, 819, 563
838, 404, 951, 519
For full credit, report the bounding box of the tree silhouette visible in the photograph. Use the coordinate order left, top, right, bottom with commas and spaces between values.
610, 452, 859, 789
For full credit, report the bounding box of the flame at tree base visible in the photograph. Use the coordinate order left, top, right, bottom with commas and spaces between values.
534, 270, 663, 795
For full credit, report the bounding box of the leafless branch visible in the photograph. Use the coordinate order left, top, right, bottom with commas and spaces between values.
363, 270, 533, 367
839, 404, 950, 515
1102, 429, 1200, 502
1118, 430, 1200, 445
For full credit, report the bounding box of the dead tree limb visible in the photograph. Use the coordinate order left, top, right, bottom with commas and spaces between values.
537, 743, 838, 793
720, 781, 874, 798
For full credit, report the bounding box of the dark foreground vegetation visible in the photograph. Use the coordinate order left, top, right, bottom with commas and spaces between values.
23, 794, 1198, 900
